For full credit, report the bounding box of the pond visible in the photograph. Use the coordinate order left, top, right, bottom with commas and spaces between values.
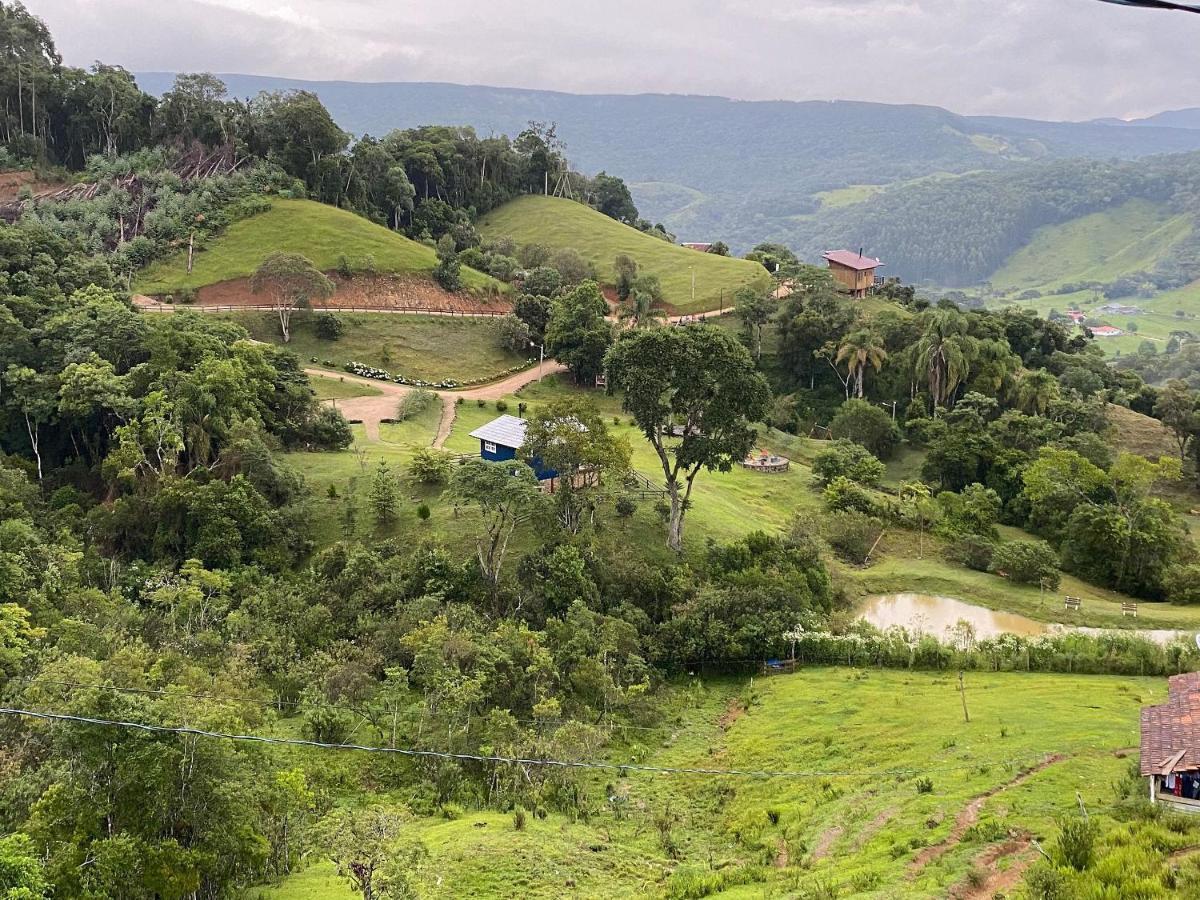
856, 593, 1190, 646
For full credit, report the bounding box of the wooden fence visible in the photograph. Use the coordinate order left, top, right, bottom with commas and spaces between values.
141, 303, 509, 318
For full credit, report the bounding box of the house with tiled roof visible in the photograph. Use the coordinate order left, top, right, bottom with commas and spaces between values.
1140, 672, 1200, 811
823, 250, 883, 298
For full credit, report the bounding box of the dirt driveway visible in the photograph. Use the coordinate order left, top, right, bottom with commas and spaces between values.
308, 361, 567, 446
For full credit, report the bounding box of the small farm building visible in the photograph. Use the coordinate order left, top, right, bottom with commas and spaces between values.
469, 414, 598, 494
1089, 325, 1124, 337
823, 250, 883, 298
1141, 672, 1200, 812
681, 242, 713, 253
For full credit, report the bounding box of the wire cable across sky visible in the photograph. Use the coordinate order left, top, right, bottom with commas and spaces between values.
0, 705, 1081, 780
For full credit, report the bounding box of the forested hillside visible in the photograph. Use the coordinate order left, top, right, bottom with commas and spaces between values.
797, 153, 1200, 286
134, 73, 1200, 254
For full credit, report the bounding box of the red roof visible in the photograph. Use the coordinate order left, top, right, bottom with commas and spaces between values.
823, 250, 883, 271
1141, 673, 1200, 776
1090, 325, 1123, 336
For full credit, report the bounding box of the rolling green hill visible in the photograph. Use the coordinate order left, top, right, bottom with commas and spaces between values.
477, 195, 772, 313
991, 199, 1193, 293
135, 198, 500, 295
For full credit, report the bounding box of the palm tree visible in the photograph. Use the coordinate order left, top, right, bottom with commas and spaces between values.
1016, 370, 1060, 416
912, 308, 975, 412
836, 328, 887, 398
618, 287, 666, 329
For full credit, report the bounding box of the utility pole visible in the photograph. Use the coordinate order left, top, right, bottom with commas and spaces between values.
691, 266, 696, 305
958, 671, 970, 723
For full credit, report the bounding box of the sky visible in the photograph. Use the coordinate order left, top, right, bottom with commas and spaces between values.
26, 0, 1200, 121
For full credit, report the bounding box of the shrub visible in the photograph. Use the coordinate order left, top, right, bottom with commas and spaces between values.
396, 389, 438, 422
830, 399, 902, 459
946, 534, 996, 572
915, 777, 934, 794
990, 539, 1061, 588
824, 510, 884, 563
314, 312, 345, 340
1054, 818, 1096, 871
441, 803, 464, 820
615, 495, 637, 519
1166, 564, 1200, 604
495, 399, 508, 412
935, 483, 1002, 539
335, 253, 354, 278
407, 448, 456, 485
416, 503, 431, 521
497, 314, 532, 353
512, 808, 527, 831
822, 476, 881, 515
812, 439, 885, 487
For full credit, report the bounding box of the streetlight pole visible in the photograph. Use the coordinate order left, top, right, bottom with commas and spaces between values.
531, 341, 545, 382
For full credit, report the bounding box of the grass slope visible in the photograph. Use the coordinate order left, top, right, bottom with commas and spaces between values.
991, 198, 1192, 293
254, 668, 1160, 898
136, 198, 499, 295
219, 310, 530, 383
477, 195, 772, 313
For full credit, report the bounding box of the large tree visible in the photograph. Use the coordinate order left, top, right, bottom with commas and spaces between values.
912, 307, 976, 411
605, 325, 770, 551
545, 280, 613, 385
250, 252, 335, 343
836, 328, 887, 399
447, 459, 544, 608
733, 286, 773, 362
521, 399, 631, 534
1154, 378, 1198, 463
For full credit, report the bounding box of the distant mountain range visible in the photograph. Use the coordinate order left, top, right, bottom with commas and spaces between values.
136, 73, 1200, 277
1093, 109, 1200, 129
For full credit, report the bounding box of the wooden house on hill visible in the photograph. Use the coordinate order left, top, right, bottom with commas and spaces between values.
1141, 672, 1200, 812
823, 250, 883, 298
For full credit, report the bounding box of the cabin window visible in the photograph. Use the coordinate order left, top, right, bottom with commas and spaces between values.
484, 441, 497, 453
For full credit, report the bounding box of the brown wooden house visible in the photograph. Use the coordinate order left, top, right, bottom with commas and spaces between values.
823, 250, 883, 298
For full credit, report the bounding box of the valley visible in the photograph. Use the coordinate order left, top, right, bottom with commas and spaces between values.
7, 5, 1200, 898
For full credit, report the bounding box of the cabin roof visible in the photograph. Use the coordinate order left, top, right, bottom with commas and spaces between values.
681, 242, 713, 252
1140, 672, 1200, 776
1090, 325, 1124, 336
823, 250, 884, 271
469, 415, 529, 449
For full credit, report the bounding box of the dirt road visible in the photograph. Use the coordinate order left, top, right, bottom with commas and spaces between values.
307, 361, 567, 445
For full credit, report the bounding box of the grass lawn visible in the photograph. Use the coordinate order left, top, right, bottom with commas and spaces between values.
221, 311, 531, 383
253, 667, 1161, 898
136, 198, 499, 295
477, 195, 772, 314
308, 374, 382, 401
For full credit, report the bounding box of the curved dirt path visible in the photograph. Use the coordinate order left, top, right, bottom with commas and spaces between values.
908, 754, 1064, 875
306, 362, 567, 444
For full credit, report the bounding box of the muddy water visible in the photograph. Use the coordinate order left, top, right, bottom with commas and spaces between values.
856, 593, 1189, 645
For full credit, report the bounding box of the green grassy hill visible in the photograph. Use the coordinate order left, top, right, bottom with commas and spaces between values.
991, 198, 1192, 293
477, 195, 772, 313
135, 198, 500, 295
251, 667, 1163, 899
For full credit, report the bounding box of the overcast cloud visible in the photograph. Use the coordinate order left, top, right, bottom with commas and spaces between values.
26, 0, 1200, 121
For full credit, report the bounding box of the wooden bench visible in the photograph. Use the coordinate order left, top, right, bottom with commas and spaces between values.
1064, 596, 1082, 612
1122, 602, 1138, 618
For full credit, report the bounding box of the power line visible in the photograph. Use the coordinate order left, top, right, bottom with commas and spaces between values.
0, 706, 1076, 780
